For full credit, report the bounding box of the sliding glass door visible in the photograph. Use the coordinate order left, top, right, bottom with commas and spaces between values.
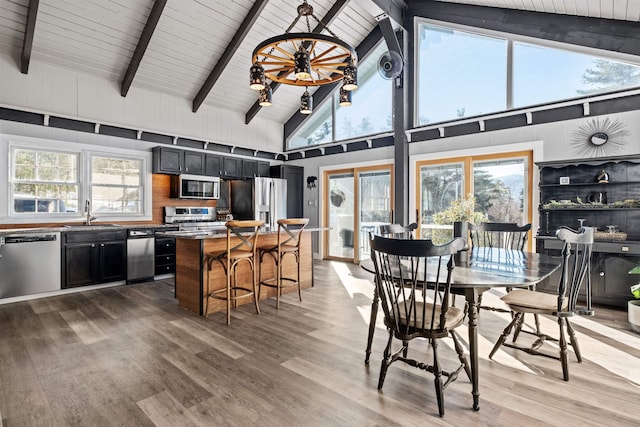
416, 151, 532, 248
324, 165, 392, 262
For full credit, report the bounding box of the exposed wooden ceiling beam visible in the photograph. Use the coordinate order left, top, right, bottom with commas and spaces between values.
371, 0, 407, 28
20, 0, 39, 74
245, 0, 351, 125
376, 14, 401, 55
120, 0, 167, 97
192, 0, 270, 113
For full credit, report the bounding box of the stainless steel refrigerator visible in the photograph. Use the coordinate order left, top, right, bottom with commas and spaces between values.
230, 177, 287, 229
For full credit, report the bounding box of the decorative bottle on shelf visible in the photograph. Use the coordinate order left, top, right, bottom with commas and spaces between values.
596, 169, 610, 183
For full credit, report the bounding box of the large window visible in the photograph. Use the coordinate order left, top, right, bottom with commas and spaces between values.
288, 42, 392, 149
12, 148, 79, 214
513, 41, 640, 107
10, 146, 145, 218
417, 23, 507, 125
416, 21, 640, 126
91, 155, 143, 214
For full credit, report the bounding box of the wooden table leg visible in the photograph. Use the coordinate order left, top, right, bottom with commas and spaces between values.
365, 282, 379, 365
465, 288, 480, 411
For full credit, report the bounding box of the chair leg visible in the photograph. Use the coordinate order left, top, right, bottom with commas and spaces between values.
566, 318, 582, 363
226, 263, 232, 326
512, 312, 526, 342
558, 317, 569, 381
378, 331, 393, 390
204, 259, 211, 317
296, 252, 302, 302
432, 338, 445, 417
533, 313, 542, 335
252, 258, 261, 315
451, 330, 471, 381
275, 252, 281, 309
489, 312, 522, 359
257, 252, 263, 302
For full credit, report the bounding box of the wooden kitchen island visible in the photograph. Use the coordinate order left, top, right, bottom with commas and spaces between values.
162, 229, 314, 317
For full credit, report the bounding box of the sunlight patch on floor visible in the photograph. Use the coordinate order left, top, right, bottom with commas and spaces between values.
331, 261, 375, 299
489, 303, 640, 386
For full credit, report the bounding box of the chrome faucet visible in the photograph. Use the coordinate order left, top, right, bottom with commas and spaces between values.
84, 199, 97, 225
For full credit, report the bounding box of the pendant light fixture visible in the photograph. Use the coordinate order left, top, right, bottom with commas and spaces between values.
249, 62, 266, 91
249, 0, 357, 111
300, 88, 313, 114
258, 85, 272, 107
339, 87, 352, 106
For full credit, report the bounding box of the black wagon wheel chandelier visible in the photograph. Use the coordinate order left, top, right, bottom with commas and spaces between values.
249, 0, 358, 114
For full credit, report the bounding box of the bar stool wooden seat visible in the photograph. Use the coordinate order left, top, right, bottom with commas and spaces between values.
258, 218, 309, 309
204, 220, 264, 325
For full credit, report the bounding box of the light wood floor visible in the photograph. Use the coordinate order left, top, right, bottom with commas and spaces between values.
0, 260, 639, 426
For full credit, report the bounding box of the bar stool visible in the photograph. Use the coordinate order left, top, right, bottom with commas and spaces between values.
258, 218, 309, 309
204, 220, 264, 325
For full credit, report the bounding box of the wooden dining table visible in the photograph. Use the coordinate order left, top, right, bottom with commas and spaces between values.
360, 246, 562, 411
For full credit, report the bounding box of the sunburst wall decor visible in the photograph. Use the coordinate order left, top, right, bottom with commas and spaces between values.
571, 117, 629, 157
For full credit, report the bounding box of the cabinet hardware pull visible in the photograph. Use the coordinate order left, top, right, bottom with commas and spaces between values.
622, 246, 629, 252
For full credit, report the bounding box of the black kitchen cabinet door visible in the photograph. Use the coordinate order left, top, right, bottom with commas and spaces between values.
257, 161, 270, 177
152, 147, 182, 174
205, 154, 222, 176
183, 151, 205, 175
242, 159, 258, 178
98, 241, 126, 283
65, 243, 97, 288
595, 253, 640, 308
222, 156, 242, 178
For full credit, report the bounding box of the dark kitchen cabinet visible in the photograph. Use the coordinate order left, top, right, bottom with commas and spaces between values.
155, 236, 176, 275
152, 146, 205, 175
242, 159, 258, 178
183, 151, 205, 174
258, 161, 270, 177
271, 164, 304, 218
205, 154, 222, 176
222, 156, 242, 178
152, 146, 182, 174
63, 230, 127, 288
242, 159, 270, 177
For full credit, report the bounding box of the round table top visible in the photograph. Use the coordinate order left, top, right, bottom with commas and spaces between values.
360, 247, 561, 289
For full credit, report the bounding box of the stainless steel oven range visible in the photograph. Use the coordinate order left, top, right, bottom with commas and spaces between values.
164, 206, 227, 235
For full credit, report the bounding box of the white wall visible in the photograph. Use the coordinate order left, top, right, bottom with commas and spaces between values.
0, 52, 283, 152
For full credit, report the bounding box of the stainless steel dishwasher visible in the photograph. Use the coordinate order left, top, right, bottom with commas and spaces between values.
127, 228, 155, 283
0, 232, 61, 299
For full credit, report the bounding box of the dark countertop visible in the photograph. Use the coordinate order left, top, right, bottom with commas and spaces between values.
156, 226, 329, 240
0, 224, 177, 236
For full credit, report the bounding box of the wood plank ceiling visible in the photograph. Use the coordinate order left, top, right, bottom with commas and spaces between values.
0, 0, 638, 127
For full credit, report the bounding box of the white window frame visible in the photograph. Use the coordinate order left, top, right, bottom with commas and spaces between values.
413, 17, 640, 127
5, 136, 152, 224
9, 145, 81, 219
89, 152, 145, 216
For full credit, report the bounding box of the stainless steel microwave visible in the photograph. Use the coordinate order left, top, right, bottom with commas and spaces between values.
170, 174, 220, 199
